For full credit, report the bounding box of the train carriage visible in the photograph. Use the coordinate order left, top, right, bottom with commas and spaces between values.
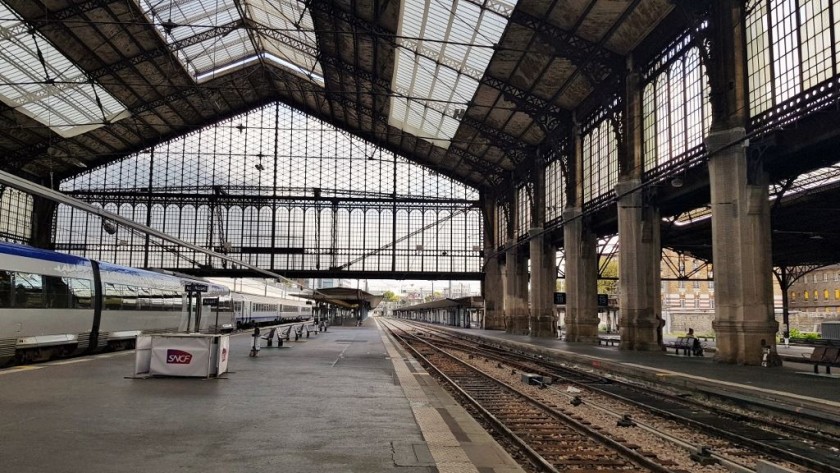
0, 242, 229, 365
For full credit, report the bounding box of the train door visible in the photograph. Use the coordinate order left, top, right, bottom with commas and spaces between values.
178, 292, 202, 332
244, 300, 252, 325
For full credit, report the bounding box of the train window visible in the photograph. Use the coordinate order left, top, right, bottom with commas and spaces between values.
234, 301, 242, 312
43, 275, 73, 308
12, 272, 43, 308
121, 286, 137, 310
66, 278, 93, 309
104, 283, 122, 310
167, 290, 183, 311
150, 288, 164, 309
137, 287, 153, 310
0, 271, 12, 308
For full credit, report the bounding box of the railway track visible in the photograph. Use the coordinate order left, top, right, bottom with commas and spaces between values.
386, 320, 675, 472
383, 319, 840, 473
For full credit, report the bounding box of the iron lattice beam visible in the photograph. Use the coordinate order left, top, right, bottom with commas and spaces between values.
10, 0, 115, 27
510, 10, 624, 86
448, 147, 506, 183
87, 20, 246, 81
481, 76, 569, 133
459, 114, 532, 167
67, 189, 479, 208
319, 55, 390, 91
248, 20, 319, 59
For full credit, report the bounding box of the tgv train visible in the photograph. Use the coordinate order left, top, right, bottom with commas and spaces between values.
0, 241, 233, 365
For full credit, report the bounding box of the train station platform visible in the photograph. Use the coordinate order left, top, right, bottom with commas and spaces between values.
0, 320, 523, 473
442, 325, 840, 418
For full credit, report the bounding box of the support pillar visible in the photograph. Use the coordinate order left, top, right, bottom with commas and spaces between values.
707, 128, 778, 364
481, 195, 505, 329
504, 241, 530, 334
482, 257, 505, 329
29, 193, 58, 249
616, 179, 661, 351
563, 208, 599, 342
529, 228, 556, 337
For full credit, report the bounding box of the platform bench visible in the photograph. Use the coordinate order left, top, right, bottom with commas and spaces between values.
805, 346, 840, 374
263, 326, 292, 347
598, 337, 620, 347
304, 324, 320, 338
665, 337, 694, 356
293, 324, 305, 341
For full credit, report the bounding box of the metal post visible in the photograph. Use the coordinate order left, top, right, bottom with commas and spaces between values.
194, 293, 202, 333
185, 290, 193, 334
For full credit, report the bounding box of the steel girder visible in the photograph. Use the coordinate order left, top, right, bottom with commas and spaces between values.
510, 10, 624, 87
481, 76, 569, 134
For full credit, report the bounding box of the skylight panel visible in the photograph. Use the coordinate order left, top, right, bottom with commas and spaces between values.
0, 2, 128, 137
137, 0, 321, 85
389, 0, 517, 148
244, 0, 321, 81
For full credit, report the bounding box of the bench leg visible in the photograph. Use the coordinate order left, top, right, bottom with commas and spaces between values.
827, 365, 831, 375
815, 364, 819, 374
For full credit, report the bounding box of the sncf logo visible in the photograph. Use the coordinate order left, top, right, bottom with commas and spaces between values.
166, 349, 193, 364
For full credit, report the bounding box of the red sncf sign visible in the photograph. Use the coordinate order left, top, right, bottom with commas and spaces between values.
166, 349, 193, 364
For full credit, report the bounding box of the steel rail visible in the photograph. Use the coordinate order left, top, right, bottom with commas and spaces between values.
383, 319, 678, 473
399, 320, 840, 473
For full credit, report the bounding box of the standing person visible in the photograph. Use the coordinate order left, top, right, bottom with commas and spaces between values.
657, 316, 666, 349
250, 324, 261, 357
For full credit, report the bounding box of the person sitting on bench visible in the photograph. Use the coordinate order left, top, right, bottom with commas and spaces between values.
687, 328, 703, 356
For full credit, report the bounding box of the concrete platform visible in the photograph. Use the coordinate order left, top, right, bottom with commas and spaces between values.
0, 320, 524, 473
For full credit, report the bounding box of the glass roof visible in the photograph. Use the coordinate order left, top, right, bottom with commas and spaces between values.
137, 0, 322, 84
772, 166, 840, 200
389, 0, 517, 149
0, 2, 128, 138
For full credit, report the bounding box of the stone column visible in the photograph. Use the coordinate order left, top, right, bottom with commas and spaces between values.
616, 179, 662, 350
481, 195, 505, 329
707, 128, 778, 364
530, 228, 556, 337
563, 208, 599, 342
505, 240, 530, 334
529, 155, 556, 337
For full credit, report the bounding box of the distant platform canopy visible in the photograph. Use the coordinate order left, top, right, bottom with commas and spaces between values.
395, 296, 484, 312
295, 287, 384, 310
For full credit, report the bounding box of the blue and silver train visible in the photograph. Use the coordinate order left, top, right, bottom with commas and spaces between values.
0, 242, 307, 366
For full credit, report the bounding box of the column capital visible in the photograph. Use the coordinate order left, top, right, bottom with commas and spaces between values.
562, 207, 582, 222
615, 178, 642, 197
704, 127, 747, 154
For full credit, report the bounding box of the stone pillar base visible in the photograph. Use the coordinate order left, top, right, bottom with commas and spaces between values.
531, 314, 556, 338
507, 314, 530, 335
618, 317, 662, 351
565, 319, 600, 343
484, 312, 505, 330
713, 319, 780, 365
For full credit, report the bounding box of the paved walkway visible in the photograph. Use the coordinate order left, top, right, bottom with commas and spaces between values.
0, 321, 522, 473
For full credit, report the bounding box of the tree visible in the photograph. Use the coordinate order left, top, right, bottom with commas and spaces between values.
598, 258, 618, 296
383, 290, 400, 302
